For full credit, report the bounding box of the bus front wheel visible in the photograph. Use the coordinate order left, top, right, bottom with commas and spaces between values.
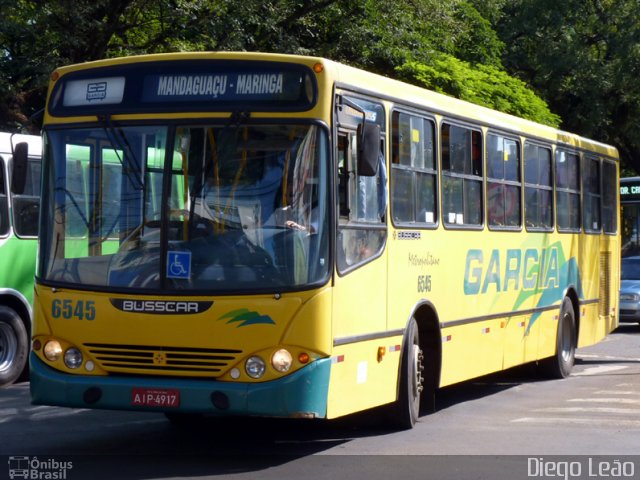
540, 297, 576, 379
392, 318, 424, 429
0, 306, 28, 387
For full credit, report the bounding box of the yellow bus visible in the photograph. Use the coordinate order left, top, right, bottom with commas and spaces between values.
29, 52, 620, 429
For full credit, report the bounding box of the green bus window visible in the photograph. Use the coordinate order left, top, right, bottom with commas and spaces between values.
441, 123, 482, 227
11, 158, 41, 237
582, 156, 601, 233
487, 133, 521, 229
556, 150, 581, 232
0, 159, 8, 236
391, 111, 437, 225
524, 143, 553, 230
602, 160, 618, 234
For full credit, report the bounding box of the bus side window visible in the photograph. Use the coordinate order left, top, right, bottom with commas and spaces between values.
487, 133, 521, 229
582, 155, 601, 233
391, 111, 437, 225
11, 158, 41, 237
524, 142, 553, 230
0, 158, 8, 235
441, 123, 483, 227
336, 129, 386, 272
602, 160, 617, 234
555, 149, 581, 232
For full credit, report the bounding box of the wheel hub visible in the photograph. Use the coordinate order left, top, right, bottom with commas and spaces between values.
412, 345, 425, 396
0, 322, 18, 372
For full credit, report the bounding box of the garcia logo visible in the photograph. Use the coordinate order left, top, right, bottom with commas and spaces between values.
464, 246, 561, 295
110, 298, 213, 314
86, 81, 107, 101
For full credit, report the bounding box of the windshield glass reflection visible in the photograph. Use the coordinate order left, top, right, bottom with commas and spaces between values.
39, 124, 330, 292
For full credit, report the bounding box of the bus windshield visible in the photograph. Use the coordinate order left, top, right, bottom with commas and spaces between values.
39, 123, 330, 293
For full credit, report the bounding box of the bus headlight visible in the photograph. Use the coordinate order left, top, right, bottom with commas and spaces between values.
64, 348, 83, 369
245, 356, 266, 379
271, 349, 293, 373
43, 340, 63, 362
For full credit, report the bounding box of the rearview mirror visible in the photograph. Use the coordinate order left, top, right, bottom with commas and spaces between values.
357, 123, 380, 177
11, 142, 29, 195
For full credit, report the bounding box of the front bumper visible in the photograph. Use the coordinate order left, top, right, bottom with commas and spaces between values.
30, 353, 331, 418
619, 301, 640, 323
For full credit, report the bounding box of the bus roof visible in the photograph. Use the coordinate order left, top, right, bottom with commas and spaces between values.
49, 51, 618, 159
320, 57, 619, 158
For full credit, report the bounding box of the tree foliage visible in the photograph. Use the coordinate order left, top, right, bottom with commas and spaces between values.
6, 0, 635, 170
1, 0, 546, 129
498, 0, 640, 172
396, 56, 560, 127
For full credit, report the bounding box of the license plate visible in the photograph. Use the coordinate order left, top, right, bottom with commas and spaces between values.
131, 387, 180, 408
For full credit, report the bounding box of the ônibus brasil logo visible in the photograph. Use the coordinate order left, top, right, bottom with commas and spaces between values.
8, 456, 73, 479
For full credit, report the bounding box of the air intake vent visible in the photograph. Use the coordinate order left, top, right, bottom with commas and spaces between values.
84, 343, 243, 378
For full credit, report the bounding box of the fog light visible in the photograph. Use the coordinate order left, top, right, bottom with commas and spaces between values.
271, 349, 293, 373
43, 340, 63, 362
64, 348, 83, 369
245, 356, 266, 379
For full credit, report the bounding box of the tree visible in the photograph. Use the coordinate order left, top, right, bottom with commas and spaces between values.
498, 0, 640, 172
0, 0, 557, 136
396, 56, 560, 127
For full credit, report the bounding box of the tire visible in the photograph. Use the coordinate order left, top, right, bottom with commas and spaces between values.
391, 318, 424, 429
540, 297, 576, 379
0, 306, 29, 387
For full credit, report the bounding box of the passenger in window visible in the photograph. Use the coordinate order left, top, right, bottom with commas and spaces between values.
268, 162, 319, 234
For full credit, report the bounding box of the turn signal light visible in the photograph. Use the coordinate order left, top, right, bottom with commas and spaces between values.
298, 352, 310, 364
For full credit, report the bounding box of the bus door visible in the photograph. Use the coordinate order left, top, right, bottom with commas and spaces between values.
333, 94, 387, 336
0, 155, 8, 236
330, 94, 390, 414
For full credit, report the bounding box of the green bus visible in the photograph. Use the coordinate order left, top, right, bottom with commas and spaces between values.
0, 132, 41, 386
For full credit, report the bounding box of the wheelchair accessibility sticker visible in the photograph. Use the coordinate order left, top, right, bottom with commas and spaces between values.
167, 251, 191, 279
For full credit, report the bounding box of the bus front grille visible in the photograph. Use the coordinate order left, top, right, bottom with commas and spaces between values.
84, 343, 243, 377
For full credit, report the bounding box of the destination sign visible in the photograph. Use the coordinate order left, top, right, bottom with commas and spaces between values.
49, 60, 317, 116
142, 71, 301, 103
63, 76, 125, 107
620, 178, 640, 202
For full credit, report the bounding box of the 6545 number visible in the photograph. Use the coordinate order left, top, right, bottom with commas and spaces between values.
51, 299, 96, 320
417, 274, 432, 293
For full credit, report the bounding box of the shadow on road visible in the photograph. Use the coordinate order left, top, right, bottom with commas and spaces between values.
4, 326, 638, 478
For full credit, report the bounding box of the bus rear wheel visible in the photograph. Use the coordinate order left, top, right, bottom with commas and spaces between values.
0, 306, 28, 387
540, 297, 576, 379
391, 318, 424, 429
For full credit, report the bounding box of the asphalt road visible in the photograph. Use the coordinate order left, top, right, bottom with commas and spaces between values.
1, 324, 639, 480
